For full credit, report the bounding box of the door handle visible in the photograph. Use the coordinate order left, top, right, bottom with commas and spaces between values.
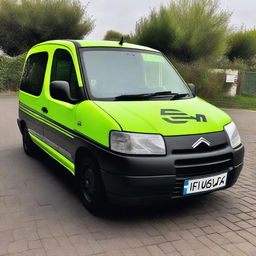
41, 107, 48, 114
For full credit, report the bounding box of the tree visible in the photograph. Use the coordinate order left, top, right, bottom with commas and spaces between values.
132, 7, 175, 55
0, 0, 94, 56
132, 0, 230, 62
103, 30, 131, 42
226, 29, 256, 62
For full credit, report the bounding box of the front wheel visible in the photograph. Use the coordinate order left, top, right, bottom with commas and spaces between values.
76, 155, 107, 215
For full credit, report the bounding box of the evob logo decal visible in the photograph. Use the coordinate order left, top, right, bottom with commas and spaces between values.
161, 109, 207, 124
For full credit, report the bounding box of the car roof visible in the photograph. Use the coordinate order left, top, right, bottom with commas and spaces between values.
33, 40, 160, 53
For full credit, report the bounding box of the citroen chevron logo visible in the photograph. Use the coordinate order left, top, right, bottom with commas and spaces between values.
192, 137, 211, 148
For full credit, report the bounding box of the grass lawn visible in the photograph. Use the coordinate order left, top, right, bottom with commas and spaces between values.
207, 96, 256, 111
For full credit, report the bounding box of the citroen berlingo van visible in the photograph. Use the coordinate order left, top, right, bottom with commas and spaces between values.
17, 40, 244, 214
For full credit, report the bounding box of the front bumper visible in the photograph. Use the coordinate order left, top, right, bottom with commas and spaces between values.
95, 132, 244, 205
102, 162, 243, 205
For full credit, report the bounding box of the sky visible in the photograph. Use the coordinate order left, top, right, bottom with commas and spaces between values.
85, 0, 256, 40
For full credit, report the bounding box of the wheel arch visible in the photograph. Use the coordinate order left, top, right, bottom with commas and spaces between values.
74, 147, 98, 175
19, 119, 26, 134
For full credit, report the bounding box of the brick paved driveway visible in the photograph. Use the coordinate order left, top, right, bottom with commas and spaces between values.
0, 94, 256, 256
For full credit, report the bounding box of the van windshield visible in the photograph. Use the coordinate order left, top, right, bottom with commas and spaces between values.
80, 48, 192, 100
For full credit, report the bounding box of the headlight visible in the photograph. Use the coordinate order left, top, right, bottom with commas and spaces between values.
224, 121, 241, 148
110, 131, 166, 155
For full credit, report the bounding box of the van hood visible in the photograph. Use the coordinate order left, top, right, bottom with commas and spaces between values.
93, 97, 232, 136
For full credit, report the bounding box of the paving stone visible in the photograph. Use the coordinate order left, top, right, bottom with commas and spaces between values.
237, 230, 256, 246
235, 242, 256, 255
236, 213, 253, 221
146, 245, 166, 256
8, 240, 28, 254
41, 238, 60, 251
172, 239, 192, 254
201, 226, 215, 235
134, 247, 151, 256
164, 232, 181, 242
28, 240, 43, 250
222, 231, 246, 244
236, 221, 253, 229
189, 228, 205, 237
158, 242, 176, 253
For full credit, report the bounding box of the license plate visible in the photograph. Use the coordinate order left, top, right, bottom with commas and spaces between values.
183, 172, 227, 195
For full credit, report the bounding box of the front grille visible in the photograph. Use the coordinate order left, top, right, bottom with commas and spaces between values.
175, 153, 233, 178
172, 178, 185, 197
172, 143, 227, 154
172, 153, 233, 197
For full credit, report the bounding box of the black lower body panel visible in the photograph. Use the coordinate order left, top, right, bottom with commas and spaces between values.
99, 142, 244, 206
102, 162, 243, 206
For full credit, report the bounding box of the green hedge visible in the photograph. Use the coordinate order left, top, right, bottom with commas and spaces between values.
172, 59, 226, 98
226, 30, 256, 62
0, 53, 26, 91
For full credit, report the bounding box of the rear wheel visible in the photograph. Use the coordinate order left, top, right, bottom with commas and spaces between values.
76, 155, 107, 215
22, 126, 37, 156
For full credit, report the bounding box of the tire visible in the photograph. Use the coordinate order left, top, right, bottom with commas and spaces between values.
22, 126, 37, 156
76, 155, 107, 215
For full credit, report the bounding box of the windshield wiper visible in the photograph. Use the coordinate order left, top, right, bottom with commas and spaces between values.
114, 93, 153, 100
149, 91, 189, 99
169, 93, 190, 100
114, 91, 189, 101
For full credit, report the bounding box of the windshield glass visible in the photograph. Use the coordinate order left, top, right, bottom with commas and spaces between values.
80, 48, 191, 100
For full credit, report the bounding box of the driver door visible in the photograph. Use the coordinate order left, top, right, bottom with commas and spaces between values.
43, 47, 80, 166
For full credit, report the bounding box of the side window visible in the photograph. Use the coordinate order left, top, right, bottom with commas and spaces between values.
20, 52, 48, 96
51, 49, 79, 99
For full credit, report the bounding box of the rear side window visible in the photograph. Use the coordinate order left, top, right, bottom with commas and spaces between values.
20, 52, 48, 96
51, 49, 79, 99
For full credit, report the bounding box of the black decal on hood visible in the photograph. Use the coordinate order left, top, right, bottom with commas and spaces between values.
161, 109, 207, 124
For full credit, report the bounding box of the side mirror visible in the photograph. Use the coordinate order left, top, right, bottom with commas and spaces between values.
50, 81, 79, 104
188, 83, 196, 96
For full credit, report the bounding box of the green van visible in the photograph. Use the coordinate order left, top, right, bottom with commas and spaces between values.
17, 40, 244, 214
